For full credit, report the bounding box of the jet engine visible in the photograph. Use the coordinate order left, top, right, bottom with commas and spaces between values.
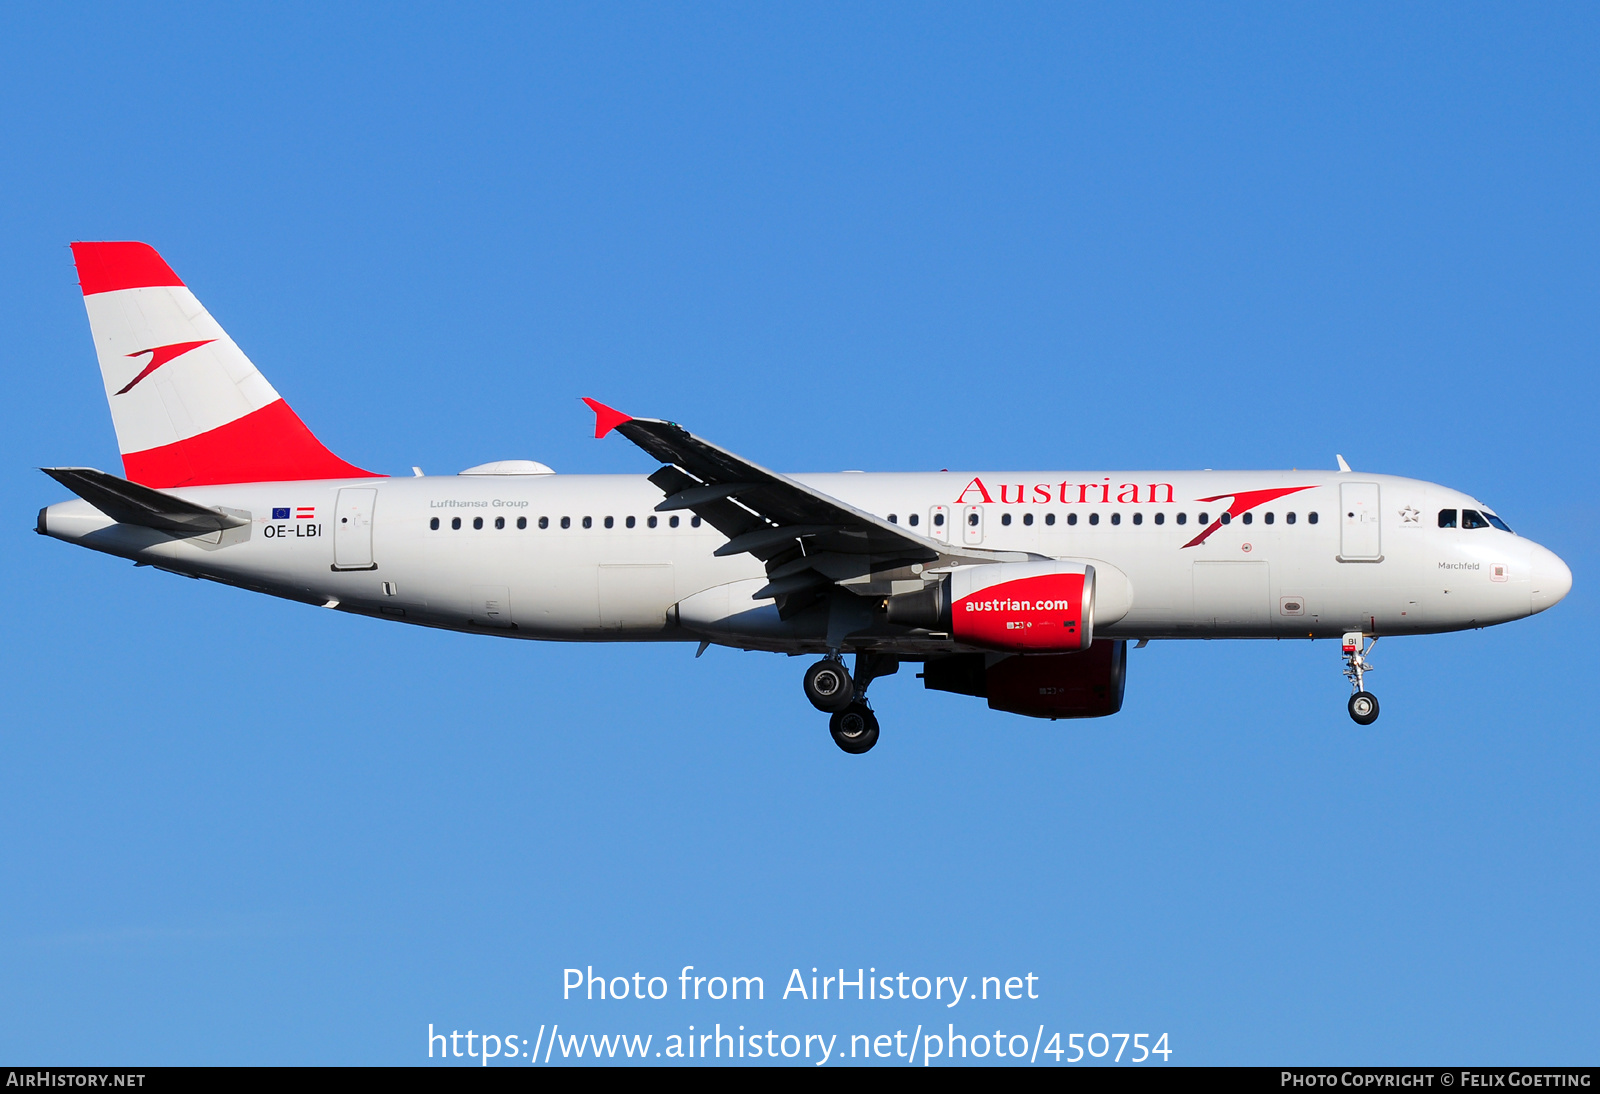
886, 560, 1096, 652
920, 639, 1128, 719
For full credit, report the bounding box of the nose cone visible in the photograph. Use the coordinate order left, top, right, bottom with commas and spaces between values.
1530, 543, 1572, 615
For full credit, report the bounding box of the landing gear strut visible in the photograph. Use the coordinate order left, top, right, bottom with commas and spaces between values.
1342, 631, 1380, 725
806, 653, 898, 753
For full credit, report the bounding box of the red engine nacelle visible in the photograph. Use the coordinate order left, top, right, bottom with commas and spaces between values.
887, 561, 1096, 653
921, 639, 1128, 719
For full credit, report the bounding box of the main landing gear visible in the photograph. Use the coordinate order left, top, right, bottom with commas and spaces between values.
1342, 631, 1380, 726
803, 659, 854, 712
829, 704, 879, 755
804, 653, 897, 754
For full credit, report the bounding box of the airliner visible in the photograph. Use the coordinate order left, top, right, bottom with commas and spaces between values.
37, 242, 1572, 753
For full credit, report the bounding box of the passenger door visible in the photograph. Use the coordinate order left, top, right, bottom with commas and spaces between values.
1339, 482, 1382, 561
332, 488, 378, 570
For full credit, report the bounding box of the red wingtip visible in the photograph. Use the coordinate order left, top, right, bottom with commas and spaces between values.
582, 397, 633, 439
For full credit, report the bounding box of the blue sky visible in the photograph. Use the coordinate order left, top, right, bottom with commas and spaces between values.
1, 3, 1595, 1065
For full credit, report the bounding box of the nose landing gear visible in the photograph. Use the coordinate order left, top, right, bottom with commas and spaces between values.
805, 653, 897, 753
1342, 631, 1380, 725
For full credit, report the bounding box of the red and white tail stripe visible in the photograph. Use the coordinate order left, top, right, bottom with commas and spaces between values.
71, 242, 380, 489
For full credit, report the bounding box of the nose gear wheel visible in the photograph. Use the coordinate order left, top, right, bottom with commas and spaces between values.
1348, 691, 1379, 725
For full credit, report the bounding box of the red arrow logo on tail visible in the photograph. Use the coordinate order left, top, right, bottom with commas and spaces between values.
115, 339, 216, 395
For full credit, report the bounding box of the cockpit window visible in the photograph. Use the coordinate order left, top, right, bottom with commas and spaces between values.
1437, 509, 1457, 528
1461, 509, 1490, 530
1484, 512, 1513, 533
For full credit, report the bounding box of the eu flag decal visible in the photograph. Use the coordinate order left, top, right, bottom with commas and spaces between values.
272, 507, 290, 520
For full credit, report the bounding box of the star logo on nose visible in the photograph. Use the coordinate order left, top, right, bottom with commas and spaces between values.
1399, 506, 1420, 523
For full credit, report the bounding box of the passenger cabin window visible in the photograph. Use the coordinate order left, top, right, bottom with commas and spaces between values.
1132, 512, 1143, 526
1462, 509, 1490, 530
1110, 513, 1120, 526
1045, 513, 1056, 526
909, 514, 920, 527
604, 516, 614, 529
430, 517, 440, 530
495, 516, 504, 529
1089, 513, 1100, 526
1176, 513, 1187, 525
1308, 512, 1318, 524
1286, 512, 1296, 525
1023, 513, 1034, 526
1240, 512, 1251, 525
968, 512, 979, 526
692, 516, 702, 527
670, 516, 680, 528
452, 517, 461, 530
1220, 513, 1230, 525
473, 517, 483, 530
648, 515, 658, 528
934, 513, 945, 527
517, 516, 527, 529
1001, 513, 1012, 526
626, 515, 635, 528
582, 516, 592, 529
888, 514, 897, 524
539, 516, 549, 529
560, 517, 571, 529
1197, 512, 1209, 524
1067, 513, 1077, 525
1154, 512, 1164, 525
1264, 512, 1274, 525
1438, 509, 1458, 528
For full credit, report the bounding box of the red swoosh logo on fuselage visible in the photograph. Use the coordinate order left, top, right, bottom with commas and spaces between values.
1181, 485, 1317, 548
114, 339, 216, 395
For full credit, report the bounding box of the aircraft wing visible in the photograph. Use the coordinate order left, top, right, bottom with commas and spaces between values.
584, 399, 1018, 616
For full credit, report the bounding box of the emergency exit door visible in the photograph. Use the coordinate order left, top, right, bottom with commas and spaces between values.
961, 504, 985, 545
1339, 482, 1382, 562
333, 488, 378, 570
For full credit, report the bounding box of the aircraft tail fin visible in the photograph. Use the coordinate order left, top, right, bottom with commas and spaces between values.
69, 242, 380, 488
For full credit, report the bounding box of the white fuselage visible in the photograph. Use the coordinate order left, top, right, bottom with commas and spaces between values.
40, 468, 1569, 653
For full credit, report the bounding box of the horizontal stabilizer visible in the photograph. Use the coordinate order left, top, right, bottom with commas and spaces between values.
40, 467, 249, 536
